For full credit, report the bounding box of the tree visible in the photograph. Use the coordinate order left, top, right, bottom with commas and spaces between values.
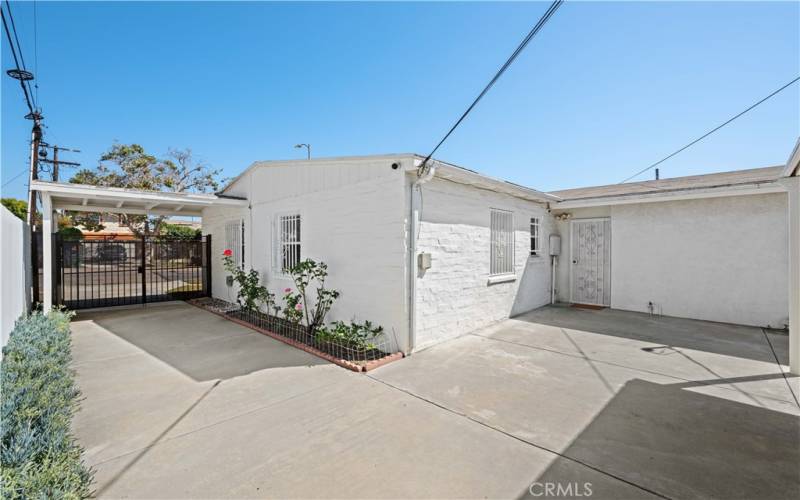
1, 198, 27, 221
57, 226, 84, 241
67, 144, 223, 236
159, 223, 201, 240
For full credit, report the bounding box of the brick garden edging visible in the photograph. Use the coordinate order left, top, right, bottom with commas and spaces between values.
187, 300, 403, 372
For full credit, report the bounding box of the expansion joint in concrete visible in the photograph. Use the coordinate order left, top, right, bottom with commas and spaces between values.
364, 373, 674, 500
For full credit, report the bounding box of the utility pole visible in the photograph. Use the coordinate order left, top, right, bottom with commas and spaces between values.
38, 143, 81, 182
26, 121, 42, 226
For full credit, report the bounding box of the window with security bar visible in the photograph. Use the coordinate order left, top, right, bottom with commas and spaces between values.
225, 219, 244, 269
530, 217, 540, 256
278, 214, 301, 274
490, 209, 514, 275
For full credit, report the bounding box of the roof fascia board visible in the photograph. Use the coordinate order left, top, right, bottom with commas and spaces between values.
53, 203, 203, 217
410, 162, 560, 203
784, 138, 800, 177
219, 154, 417, 194
31, 181, 247, 207
553, 182, 785, 209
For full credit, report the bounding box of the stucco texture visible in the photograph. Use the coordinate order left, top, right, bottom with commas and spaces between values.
555, 193, 788, 328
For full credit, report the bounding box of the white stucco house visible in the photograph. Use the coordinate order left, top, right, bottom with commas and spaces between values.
29, 140, 800, 375
550, 166, 789, 328
200, 151, 798, 366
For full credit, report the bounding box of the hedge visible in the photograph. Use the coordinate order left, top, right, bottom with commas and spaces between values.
1, 310, 93, 499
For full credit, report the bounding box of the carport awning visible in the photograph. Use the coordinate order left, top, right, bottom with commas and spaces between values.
31, 180, 247, 217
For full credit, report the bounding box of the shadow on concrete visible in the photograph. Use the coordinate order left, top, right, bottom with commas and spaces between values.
77, 302, 328, 382
518, 378, 800, 499
515, 305, 788, 365
95, 380, 222, 497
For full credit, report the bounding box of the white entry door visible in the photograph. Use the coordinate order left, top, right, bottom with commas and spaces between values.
570, 218, 611, 306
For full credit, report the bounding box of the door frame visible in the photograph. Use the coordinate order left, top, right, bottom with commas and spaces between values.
569, 217, 611, 306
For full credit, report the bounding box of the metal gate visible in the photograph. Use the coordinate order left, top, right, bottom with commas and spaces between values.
50, 235, 211, 309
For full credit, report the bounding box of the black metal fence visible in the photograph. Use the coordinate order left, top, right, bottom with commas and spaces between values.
34, 233, 212, 309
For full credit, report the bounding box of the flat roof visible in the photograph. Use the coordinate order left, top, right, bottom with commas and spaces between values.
549, 166, 784, 202
32, 180, 247, 217
221, 153, 560, 203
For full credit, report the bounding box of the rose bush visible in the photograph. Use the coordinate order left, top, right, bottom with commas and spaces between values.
286, 259, 340, 333
222, 249, 275, 312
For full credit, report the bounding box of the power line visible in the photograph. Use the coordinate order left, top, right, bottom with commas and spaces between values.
4, 1, 26, 69
620, 75, 800, 184
2, 167, 30, 188
33, 0, 38, 104
3, 0, 36, 109
1, 6, 34, 114
418, 0, 564, 174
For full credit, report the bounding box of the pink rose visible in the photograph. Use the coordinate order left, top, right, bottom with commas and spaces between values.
295, 303, 303, 311
223, 249, 233, 257
284, 288, 292, 293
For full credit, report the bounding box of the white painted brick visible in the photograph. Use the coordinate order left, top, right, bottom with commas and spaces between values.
414, 178, 554, 350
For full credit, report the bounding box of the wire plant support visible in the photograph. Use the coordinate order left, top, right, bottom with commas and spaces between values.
191, 297, 402, 372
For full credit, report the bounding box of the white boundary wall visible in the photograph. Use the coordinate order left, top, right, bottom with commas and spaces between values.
1, 206, 30, 350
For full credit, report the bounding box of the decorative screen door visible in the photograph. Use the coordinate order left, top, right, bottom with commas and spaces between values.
570, 218, 611, 306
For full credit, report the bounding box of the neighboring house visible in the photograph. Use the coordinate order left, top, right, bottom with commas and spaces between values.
78, 216, 136, 240
200, 154, 792, 354
78, 215, 201, 240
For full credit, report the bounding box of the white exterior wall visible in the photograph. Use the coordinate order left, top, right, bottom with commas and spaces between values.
1, 206, 30, 351
201, 204, 249, 301
204, 157, 410, 352
553, 193, 788, 327
552, 206, 611, 305
413, 177, 554, 350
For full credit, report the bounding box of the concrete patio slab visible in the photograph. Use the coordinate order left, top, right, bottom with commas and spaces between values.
373, 306, 800, 499
71, 302, 800, 499
477, 308, 798, 406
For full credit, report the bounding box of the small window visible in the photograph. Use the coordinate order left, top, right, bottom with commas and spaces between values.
225, 219, 245, 269
490, 209, 514, 275
530, 217, 540, 256
277, 214, 301, 274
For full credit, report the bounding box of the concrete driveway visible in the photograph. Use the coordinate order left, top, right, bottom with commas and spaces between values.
71, 302, 799, 499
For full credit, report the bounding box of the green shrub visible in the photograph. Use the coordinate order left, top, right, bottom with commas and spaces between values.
1, 310, 93, 499
315, 320, 384, 351
159, 223, 201, 240
287, 259, 340, 333
58, 226, 84, 241
222, 250, 275, 312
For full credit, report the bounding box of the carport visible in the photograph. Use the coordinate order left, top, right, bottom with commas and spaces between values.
30, 180, 247, 312
782, 140, 800, 375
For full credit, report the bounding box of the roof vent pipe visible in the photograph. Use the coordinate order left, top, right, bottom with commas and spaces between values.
655, 168, 660, 180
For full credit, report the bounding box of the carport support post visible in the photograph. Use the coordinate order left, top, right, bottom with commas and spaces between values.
781, 176, 800, 375
42, 193, 53, 313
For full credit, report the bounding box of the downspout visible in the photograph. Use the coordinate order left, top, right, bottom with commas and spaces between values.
551, 254, 557, 305
407, 160, 436, 354
248, 168, 254, 270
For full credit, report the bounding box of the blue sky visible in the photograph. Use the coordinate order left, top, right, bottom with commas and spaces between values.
2, 1, 798, 200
